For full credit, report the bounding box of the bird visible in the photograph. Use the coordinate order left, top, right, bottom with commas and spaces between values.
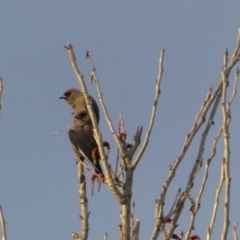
60, 87, 105, 180
68, 111, 104, 179
60, 88, 100, 123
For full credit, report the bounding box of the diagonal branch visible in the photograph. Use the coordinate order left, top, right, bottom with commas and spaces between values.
86, 52, 131, 166
152, 28, 240, 240
207, 158, 225, 240
130, 50, 165, 170
151, 83, 221, 240
233, 222, 239, 240
0, 77, 3, 120
185, 91, 221, 239
0, 205, 7, 240
228, 68, 239, 108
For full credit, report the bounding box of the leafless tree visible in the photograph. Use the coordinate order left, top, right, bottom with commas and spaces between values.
63, 29, 240, 240
1, 28, 240, 240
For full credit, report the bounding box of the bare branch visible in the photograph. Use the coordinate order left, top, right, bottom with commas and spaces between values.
228, 68, 239, 108
157, 188, 181, 227
151, 82, 221, 240
77, 163, 89, 240
207, 158, 224, 240
0, 78, 3, 120
130, 50, 165, 170
108, 166, 124, 188
86, 52, 131, 166
152, 28, 240, 240
129, 126, 143, 158
121, 168, 134, 239
0, 205, 7, 240
131, 201, 135, 231
221, 49, 231, 240
51, 126, 71, 137
231, 28, 240, 62
104, 232, 108, 240
115, 112, 124, 175
165, 155, 202, 239
185, 91, 221, 239
72, 231, 81, 240
131, 219, 140, 240
233, 222, 239, 240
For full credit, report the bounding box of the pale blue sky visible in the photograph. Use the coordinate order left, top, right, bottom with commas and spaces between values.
0, 2, 240, 239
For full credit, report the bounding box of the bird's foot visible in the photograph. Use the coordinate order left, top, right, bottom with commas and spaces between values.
91, 173, 107, 196
91, 172, 106, 183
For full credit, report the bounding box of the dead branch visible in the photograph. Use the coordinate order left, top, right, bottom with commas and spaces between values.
130, 50, 165, 170
0, 205, 7, 240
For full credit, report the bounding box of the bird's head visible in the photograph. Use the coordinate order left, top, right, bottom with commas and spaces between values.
60, 88, 82, 106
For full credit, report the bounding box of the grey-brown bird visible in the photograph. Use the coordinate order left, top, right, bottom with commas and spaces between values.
60, 88, 104, 179
68, 111, 104, 178
60, 88, 100, 123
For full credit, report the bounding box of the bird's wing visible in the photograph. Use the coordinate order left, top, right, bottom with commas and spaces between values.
68, 128, 98, 170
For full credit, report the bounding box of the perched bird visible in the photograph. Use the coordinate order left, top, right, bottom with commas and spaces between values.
68, 111, 104, 178
60, 88, 100, 123
60, 87, 104, 179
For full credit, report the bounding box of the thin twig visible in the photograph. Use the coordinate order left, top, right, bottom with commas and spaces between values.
228, 68, 239, 108
166, 157, 202, 239
72, 231, 81, 240
131, 201, 135, 232
207, 158, 224, 240
86, 52, 131, 166
233, 222, 239, 240
129, 126, 143, 158
159, 188, 181, 225
0, 78, 3, 120
0, 205, 7, 240
104, 232, 108, 240
193, 87, 212, 127
51, 126, 71, 137
108, 167, 124, 188
169, 188, 182, 215
185, 91, 221, 239
76, 157, 103, 179
193, 125, 222, 239
221, 49, 231, 240
130, 50, 165, 170
116, 111, 126, 174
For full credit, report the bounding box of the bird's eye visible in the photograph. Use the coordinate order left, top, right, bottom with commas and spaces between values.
75, 112, 87, 119
65, 92, 71, 97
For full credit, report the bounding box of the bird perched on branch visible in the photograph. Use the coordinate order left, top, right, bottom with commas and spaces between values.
60, 87, 100, 123
60, 87, 104, 180
68, 112, 104, 179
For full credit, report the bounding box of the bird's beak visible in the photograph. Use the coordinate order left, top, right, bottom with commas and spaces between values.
59, 96, 67, 100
